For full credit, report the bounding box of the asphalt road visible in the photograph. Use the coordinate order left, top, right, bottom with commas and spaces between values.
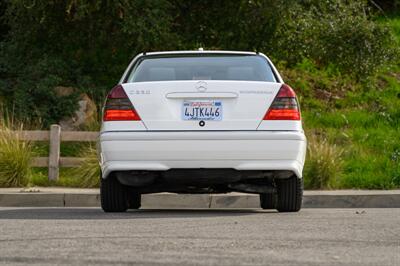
0, 208, 399, 266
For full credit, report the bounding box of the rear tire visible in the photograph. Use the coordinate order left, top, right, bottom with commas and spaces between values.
259, 192, 276, 209
100, 174, 128, 212
276, 176, 303, 212
127, 190, 141, 209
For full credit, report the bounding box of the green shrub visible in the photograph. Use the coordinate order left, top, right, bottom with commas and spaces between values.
304, 134, 344, 189
0, 125, 32, 187
275, 0, 399, 80
0, 0, 398, 126
71, 146, 100, 188
0, 0, 178, 127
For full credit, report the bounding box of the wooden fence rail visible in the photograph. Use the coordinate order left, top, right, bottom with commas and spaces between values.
17, 124, 99, 181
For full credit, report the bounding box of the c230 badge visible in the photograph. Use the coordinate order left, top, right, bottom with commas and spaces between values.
129, 90, 151, 95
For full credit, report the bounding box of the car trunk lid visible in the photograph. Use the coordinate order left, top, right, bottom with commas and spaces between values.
122, 80, 282, 131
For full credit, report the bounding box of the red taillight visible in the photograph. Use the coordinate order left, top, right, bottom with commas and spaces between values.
103, 85, 141, 121
264, 84, 300, 120
264, 109, 300, 120
107, 85, 129, 98
276, 84, 296, 97
104, 110, 140, 121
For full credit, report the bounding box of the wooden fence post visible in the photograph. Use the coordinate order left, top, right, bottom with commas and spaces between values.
48, 124, 61, 181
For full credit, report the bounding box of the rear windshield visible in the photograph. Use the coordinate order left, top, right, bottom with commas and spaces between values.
126, 55, 277, 82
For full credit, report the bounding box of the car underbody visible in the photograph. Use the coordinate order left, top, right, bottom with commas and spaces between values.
114, 169, 294, 194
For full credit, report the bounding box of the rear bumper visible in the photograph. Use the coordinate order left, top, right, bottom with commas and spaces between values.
99, 131, 306, 179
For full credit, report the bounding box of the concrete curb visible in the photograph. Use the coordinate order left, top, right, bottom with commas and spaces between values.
0, 188, 399, 208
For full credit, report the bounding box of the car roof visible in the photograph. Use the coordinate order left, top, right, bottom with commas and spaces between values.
143, 50, 258, 56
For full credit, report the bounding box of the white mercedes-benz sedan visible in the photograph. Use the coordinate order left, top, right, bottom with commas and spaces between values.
98, 50, 306, 212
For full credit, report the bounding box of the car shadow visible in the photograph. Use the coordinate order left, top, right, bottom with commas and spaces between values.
0, 208, 277, 220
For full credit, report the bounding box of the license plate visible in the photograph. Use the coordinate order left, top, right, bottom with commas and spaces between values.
182, 100, 223, 121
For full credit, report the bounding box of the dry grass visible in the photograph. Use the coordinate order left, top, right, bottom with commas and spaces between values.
303, 133, 344, 189
71, 145, 100, 188
0, 122, 33, 187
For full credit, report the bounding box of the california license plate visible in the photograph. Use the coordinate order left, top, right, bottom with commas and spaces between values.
182, 100, 223, 121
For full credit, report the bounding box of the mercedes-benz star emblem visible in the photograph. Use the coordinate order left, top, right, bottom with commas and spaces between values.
195, 81, 207, 92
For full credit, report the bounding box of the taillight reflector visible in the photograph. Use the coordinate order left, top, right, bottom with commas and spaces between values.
103, 110, 140, 121
264, 109, 301, 120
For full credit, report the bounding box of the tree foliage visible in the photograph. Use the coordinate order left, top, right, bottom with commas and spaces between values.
0, 0, 398, 126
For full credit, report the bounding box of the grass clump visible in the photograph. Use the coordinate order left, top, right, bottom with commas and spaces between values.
0, 125, 33, 187
303, 134, 344, 189
71, 146, 100, 188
